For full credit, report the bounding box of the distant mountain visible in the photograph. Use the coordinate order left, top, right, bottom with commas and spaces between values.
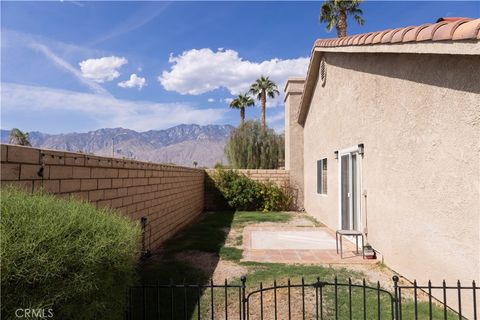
0, 124, 234, 167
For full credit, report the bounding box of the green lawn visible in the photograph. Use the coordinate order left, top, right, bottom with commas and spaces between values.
135, 211, 458, 320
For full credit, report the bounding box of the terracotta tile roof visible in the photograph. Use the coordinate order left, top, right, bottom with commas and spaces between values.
315, 17, 480, 47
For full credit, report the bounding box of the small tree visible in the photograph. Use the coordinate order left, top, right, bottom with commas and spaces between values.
224, 120, 284, 169
9, 128, 31, 146
193, 161, 198, 168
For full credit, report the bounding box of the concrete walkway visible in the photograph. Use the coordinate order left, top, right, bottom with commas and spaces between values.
242, 226, 374, 264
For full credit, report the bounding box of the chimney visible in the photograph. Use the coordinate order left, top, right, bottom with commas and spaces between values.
284, 77, 305, 210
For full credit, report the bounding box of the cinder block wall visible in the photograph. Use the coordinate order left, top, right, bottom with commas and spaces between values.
205, 169, 289, 186
204, 169, 290, 211
0, 144, 204, 250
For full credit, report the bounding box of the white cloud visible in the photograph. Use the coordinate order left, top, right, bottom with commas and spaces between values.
158, 48, 308, 105
31, 43, 112, 96
118, 74, 146, 90
79, 56, 128, 83
207, 98, 215, 103
3, 29, 111, 97
1, 83, 227, 131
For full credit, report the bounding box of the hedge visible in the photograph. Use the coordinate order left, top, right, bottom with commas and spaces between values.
0, 187, 141, 319
211, 169, 291, 212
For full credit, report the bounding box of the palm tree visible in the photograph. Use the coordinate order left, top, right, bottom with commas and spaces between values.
319, 0, 364, 38
229, 93, 255, 126
9, 128, 31, 146
249, 76, 279, 128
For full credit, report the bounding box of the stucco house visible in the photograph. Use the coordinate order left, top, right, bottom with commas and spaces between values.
284, 17, 480, 285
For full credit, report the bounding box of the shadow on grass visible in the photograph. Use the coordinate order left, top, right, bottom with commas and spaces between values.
130, 210, 236, 319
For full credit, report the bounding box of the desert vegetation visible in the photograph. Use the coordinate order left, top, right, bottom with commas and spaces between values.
209, 168, 290, 212
0, 187, 140, 320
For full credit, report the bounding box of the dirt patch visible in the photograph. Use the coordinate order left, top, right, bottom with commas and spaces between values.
212, 260, 248, 283
174, 250, 248, 283
333, 263, 397, 290
224, 227, 243, 248
175, 251, 219, 277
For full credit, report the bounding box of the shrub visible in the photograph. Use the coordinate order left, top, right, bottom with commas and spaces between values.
0, 187, 141, 320
212, 169, 290, 212
224, 120, 284, 169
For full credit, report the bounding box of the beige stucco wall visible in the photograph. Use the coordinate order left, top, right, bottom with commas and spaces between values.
302, 52, 480, 288
285, 78, 305, 210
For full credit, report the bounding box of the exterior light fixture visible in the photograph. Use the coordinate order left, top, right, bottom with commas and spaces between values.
358, 144, 364, 155
334, 151, 338, 159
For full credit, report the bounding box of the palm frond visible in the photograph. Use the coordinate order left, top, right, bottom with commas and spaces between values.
354, 14, 365, 26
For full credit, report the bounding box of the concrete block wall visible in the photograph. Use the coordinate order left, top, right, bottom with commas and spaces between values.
205, 169, 289, 187
0, 144, 204, 250
236, 169, 289, 187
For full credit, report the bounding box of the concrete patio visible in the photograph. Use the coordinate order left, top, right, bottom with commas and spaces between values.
242, 226, 374, 264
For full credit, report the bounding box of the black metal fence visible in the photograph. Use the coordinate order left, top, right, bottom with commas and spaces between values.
125, 276, 479, 320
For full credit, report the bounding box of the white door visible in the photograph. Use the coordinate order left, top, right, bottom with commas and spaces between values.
339, 151, 361, 231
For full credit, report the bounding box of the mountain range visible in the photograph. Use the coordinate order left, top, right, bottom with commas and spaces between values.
0, 124, 234, 168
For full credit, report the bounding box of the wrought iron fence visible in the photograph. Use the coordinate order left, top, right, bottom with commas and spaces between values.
125, 276, 479, 320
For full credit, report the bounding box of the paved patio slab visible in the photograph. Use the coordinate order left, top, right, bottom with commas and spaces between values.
243, 226, 374, 265
250, 230, 337, 250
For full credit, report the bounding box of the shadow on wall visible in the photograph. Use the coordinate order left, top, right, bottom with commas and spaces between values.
328, 52, 480, 94
132, 210, 236, 319
204, 173, 232, 211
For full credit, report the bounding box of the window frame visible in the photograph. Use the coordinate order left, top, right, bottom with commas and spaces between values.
317, 158, 328, 195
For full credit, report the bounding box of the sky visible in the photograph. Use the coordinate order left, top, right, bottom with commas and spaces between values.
1, 1, 479, 134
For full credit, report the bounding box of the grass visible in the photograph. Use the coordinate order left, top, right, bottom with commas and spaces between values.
231, 210, 291, 226
219, 247, 243, 261
160, 210, 291, 259
135, 211, 458, 320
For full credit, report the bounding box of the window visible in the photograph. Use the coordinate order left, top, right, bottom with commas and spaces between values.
317, 158, 327, 195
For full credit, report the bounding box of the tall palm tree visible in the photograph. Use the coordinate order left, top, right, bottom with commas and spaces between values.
9, 128, 31, 146
319, 0, 364, 38
229, 93, 255, 126
249, 76, 279, 128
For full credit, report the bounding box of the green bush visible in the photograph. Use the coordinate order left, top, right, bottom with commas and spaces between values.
0, 187, 141, 320
224, 120, 284, 169
212, 169, 290, 212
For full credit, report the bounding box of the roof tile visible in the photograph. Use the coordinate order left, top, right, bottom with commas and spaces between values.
392, 26, 415, 43
381, 28, 402, 43
314, 17, 479, 48
417, 21, 448, 41
403, 23, 432, 42
365, 32, 378, 44
452, 19, 480, 40
433, 19, 472, 41
372, 29, 391, 44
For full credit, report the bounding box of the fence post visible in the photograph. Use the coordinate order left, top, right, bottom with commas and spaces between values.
393, 275, 400, 320
241, 275, 247, 320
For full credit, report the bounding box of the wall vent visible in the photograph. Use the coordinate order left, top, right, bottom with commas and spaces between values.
320, 57, 327, 87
